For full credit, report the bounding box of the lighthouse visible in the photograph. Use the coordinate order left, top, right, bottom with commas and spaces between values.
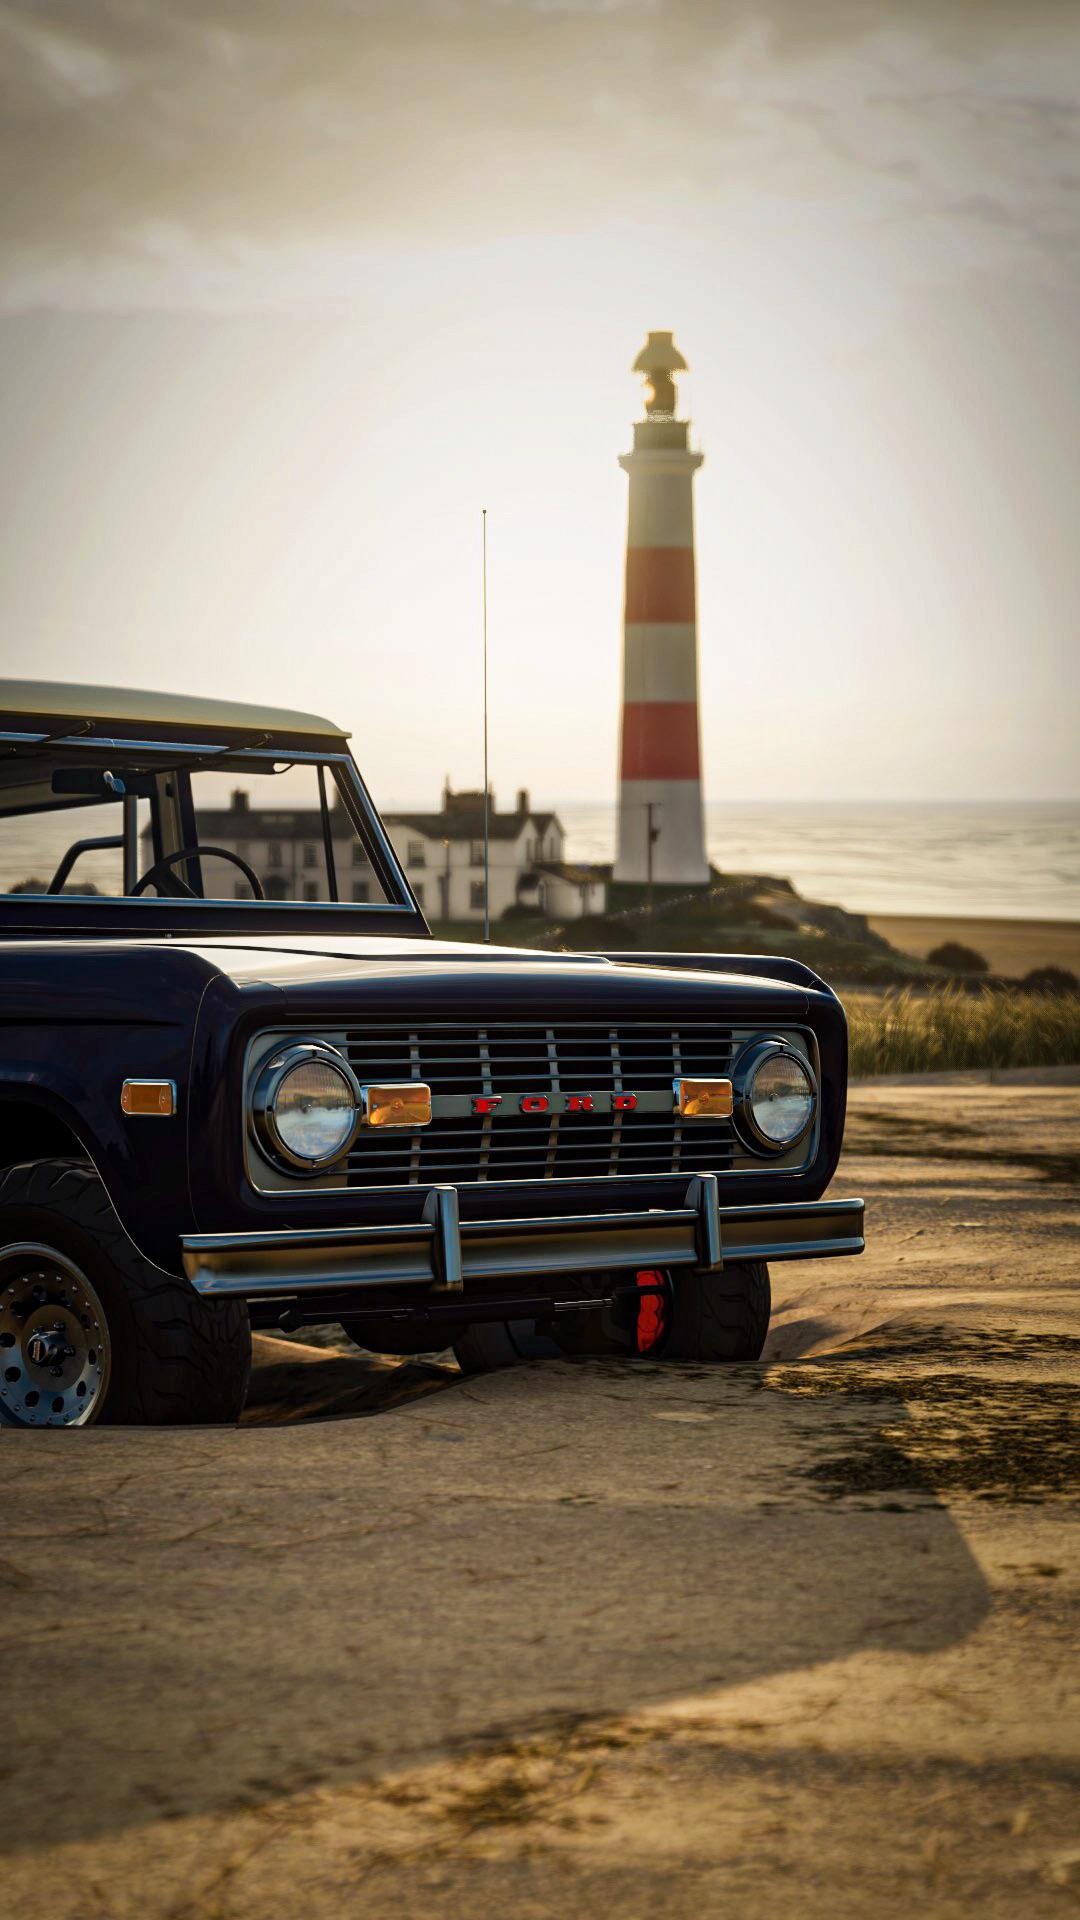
613, 330, 709, 888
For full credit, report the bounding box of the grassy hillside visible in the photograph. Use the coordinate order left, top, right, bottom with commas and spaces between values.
429, 894, 931, 987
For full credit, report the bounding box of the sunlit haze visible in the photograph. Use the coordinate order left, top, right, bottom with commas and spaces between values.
0, 1, 1076, 809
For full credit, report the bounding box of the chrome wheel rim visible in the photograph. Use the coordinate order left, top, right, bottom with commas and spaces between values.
0, 1244, 111, 1427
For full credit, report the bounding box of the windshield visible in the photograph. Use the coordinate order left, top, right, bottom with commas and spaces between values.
0, 743, 399, 907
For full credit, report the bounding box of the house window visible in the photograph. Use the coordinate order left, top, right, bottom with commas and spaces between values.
351, 841, 368, 867
413, 881, 425, 909
469, 840, 484, 867
469, 881, 486, 911
407, 839, 426, 868
267, 841, 283, 868
303, 844, 317, 869
303, 881, 319, 901
351, 881, 370, 903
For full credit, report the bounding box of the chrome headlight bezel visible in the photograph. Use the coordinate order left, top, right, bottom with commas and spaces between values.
733, 1037, 818, 1155
249, 1040, 362, 1174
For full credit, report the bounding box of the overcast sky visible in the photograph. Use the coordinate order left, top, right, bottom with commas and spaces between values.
0, 0, 1076, 804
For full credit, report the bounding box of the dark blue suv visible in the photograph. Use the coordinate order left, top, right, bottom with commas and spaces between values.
0, 681, 863, 1427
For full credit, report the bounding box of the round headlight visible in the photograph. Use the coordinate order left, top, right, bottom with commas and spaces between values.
736, 1041, 816, 1153
251, 1044, 360, 1172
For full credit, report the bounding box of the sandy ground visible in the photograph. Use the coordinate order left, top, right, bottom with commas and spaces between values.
3, 1083, 1078, 1917
868, 913, 1080, 977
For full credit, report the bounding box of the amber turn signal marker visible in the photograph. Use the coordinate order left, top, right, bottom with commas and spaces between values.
121, 1078, 177, 1117
674, 1077, 734, 1120
361, 1083, 432, 1129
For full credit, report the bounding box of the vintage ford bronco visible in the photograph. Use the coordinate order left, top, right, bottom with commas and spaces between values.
0, 682, 864, 1426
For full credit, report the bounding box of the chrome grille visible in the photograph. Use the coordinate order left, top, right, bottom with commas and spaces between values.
343, 1023, 738, 1186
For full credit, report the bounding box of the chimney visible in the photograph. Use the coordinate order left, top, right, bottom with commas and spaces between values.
232, 790, 249, 813
517, 788, 530, 815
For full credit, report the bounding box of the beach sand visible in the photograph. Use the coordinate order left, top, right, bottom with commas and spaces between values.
870, 913, 1080, 977
5, 1081, 1078, 1917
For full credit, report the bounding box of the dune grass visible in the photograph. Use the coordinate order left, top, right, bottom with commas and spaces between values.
847, 987, 1080, 1077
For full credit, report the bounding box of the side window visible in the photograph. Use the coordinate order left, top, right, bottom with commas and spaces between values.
1, 792, 150, 899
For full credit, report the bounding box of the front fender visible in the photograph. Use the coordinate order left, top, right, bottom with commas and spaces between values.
0, 944, 218, 1270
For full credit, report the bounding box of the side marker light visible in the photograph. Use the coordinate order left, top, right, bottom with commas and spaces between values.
121, 1079, 178, 1117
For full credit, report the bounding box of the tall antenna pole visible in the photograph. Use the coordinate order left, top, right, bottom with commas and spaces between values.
481, 507, 491, 944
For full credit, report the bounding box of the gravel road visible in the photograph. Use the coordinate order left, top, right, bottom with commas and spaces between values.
4, 1082, 1077, 1917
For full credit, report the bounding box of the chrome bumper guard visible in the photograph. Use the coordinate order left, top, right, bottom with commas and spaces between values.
182, 1179, 865, 1301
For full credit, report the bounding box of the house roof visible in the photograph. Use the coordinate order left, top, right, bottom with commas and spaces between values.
387, 808, 558, 843
147, 799, 561, 848
534, 860, 603, 885
0, 681, 348, 740
158, 809, 346, 841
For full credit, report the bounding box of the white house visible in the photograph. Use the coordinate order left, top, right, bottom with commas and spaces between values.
386, 785, 607, 922
152, 782, 606, 922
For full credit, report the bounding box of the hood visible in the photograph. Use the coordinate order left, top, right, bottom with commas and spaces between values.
183, 932, 608, 986
179, 933, 812, 1021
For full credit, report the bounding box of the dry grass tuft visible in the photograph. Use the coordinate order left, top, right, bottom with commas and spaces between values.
847, 987, 1080, 1076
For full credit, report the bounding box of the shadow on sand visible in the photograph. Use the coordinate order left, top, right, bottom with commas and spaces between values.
2, 1302, 997, 1855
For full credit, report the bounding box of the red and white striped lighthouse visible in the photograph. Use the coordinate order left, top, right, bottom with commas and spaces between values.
613, 331, 709, 888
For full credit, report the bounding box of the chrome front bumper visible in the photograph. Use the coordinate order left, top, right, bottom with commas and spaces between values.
182, 1177, 865, 1301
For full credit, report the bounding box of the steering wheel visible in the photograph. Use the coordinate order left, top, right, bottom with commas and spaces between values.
131, 845, 265, 900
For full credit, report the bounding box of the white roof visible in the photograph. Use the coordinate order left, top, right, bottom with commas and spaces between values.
0, 680, 348, 739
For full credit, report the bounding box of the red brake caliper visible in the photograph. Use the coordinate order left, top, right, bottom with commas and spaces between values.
634, 1269, 669, 1355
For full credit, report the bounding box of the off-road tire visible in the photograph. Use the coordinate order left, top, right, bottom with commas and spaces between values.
662, 1261, 771, 1363
0, 1160, 251, 1424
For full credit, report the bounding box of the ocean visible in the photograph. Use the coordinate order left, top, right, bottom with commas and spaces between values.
557, 801, 1080, 923
2, 799, 1077, 923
